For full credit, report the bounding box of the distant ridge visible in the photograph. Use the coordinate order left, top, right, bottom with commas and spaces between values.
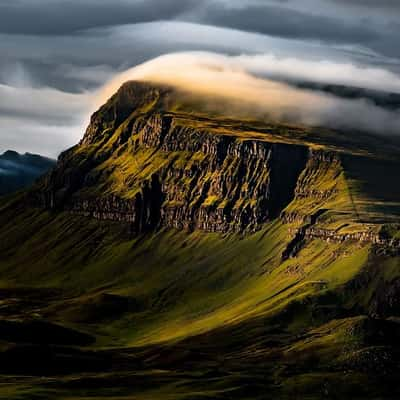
0, 150, 56, 195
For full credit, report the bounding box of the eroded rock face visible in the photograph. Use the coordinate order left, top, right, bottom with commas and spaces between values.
44, 114, 310, 232
70, 174, 163, 232
30, 80, 318, 233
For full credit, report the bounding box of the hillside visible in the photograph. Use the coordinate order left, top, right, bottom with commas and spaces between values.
0, 150, 55, 196
0, 81, 399, 399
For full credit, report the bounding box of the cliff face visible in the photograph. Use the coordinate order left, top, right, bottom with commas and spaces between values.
42, 117, 309, 232
34, 81, 399, 243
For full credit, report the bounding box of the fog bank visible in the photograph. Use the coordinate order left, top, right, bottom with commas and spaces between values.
97, 52, 400, 136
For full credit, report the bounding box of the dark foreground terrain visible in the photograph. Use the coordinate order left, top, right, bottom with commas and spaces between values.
0, 81, 399, 399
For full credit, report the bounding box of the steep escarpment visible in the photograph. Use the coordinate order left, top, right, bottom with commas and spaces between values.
27, 82, 346, 235
45, 131, 309, 232
36, 84, 314, 232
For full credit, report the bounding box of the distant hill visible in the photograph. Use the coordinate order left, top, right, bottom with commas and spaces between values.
0, 150, 56, 196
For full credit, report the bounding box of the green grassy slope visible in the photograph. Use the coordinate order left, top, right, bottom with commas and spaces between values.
0, 198, 399, 399
0, 203, 368, 345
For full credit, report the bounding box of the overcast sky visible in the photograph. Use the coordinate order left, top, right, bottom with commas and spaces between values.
1, 0, 400, 157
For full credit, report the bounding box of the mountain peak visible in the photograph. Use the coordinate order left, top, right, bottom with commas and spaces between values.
82, 80, 172, 146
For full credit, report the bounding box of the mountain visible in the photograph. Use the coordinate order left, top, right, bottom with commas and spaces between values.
0, 150, 55, 196
0, 81, 399, 399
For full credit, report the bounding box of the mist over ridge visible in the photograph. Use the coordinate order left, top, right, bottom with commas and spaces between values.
95, 52, 400, 137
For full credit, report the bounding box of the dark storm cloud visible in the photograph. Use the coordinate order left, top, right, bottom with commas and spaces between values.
1, 1, 399, 61
189, 1, 400, 60
0, 22, 258, 93
0, 0, 200, 35
200, 4, 378, 45
3, 20, 325, 94
330, 0, 400, 9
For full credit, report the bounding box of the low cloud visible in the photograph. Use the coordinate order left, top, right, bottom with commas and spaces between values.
234, 54, 400, 94
98, 52, 400, 136
3, 50, 400, 158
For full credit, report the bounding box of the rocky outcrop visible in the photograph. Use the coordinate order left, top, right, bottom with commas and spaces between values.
282, 209, 327, 260
81, 82, 170, 146
280, 150, 341, 225
70, 173, 163, 232
283, 216, 400, 260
